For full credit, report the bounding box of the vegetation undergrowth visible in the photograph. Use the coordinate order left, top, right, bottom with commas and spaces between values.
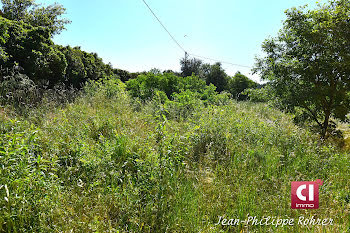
0, 78, 349, 232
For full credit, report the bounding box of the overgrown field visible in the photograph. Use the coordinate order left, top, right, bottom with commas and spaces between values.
0, 79, 349, 232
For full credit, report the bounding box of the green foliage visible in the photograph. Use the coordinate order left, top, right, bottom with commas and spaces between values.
58, 46, 115, 87
180, 54, 204, 78
0, 16, 114, 88
242, 84, 278, 102
0, 16, 68, 86
0, 1, 112, 89
1, 0, 34, 21
126, 72, 231, 121
0, 18, 9, 63
113, 68, 139, 82
0, 79, 349, 232
0, 68, 39, 107
180, 55, 256, 96
227, 72, 258, 100
0, 118, 59, 232
254, 0, 350, 139
126, 72, 209, 100
165, 90, 204, 120
1, 0, 70, 35
205, 62, 228, 93
126, 73, 160, 100
83, 77, 126, 99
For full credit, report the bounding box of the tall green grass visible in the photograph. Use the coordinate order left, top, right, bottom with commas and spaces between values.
0, 79, 349, 232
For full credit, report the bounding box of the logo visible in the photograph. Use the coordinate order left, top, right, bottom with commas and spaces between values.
291, 180, 323, 209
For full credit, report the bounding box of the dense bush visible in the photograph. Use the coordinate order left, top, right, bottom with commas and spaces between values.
126, 73, 232, 121
0, 16, 67, 86
165, 90, 204, 120
244, 84, 274, 103
84, 77, 126, 99
113, 68, 140, 82
227, 72, 258, 100
58, 46, 115, 88
0, 16, 115, 88
126, 72, 224, 102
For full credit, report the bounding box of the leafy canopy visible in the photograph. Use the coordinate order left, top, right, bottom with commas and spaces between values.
227, 72, 258, 100
254, 0, 350, 139
180, 54, 204, 78
1, 0, 70, 35
0, 0, 114, 87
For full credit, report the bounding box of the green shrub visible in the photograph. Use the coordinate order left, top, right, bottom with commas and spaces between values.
165, 90, 203, 120
84, 77, 126, 99
126, 73, 209, 100
244, 86, 269, 102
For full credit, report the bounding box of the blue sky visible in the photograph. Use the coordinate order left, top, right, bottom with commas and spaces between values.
35, 0, 318, 82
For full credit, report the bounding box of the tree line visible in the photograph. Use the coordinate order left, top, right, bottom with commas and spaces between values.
180, 54, 259, 100
2, 0, 349, 139
0, 0, 116, 88
0, 0, 258, 99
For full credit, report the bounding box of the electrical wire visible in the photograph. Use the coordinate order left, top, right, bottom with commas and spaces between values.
189, 53, 251, 68
141, 0, 186, 53
140, 0, 251, 69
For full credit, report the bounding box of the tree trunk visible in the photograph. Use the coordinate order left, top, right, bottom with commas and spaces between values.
320, 111, 331, 140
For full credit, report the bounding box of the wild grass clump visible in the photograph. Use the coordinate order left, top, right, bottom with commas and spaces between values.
0, 67, 78, 119
0, 77, 349, 232
0, 116, 61, 232
0, 69, 39, 108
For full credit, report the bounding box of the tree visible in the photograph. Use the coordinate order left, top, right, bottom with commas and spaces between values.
1, 16, 67, 85
206, 62, 228, 93
227, 72, 258, 100
113, 68, 139, 82
1, 15, 113, 87
0, 0, 70, 86
254, 0, 350, 139
58, 45, 115, 87
1, 0, 70, 35
163, 69, 181, 77
180, 54, 203, 78
0, 16, 10, 64
1, 0, 33, 20
1, 0, 117, 88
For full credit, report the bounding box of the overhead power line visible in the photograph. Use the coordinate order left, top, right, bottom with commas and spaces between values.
141, 0, 186, 53
189, 53, 252, 69
140, 0, 251, 69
